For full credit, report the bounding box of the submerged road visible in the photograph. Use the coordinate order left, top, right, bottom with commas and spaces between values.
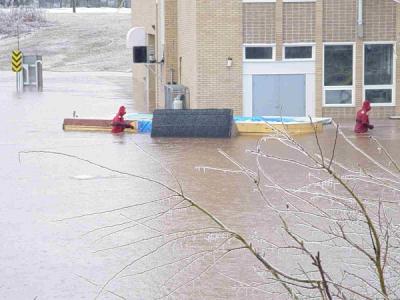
1, 70, 400, 299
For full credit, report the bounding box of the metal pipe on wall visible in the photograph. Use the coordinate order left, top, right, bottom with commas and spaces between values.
155, 0, 159, 109
357, 0, 363, 38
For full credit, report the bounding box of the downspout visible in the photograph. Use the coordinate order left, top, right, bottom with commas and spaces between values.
357, 0, 363, 38
155, 0, 166, 108
155, 0, 159, 109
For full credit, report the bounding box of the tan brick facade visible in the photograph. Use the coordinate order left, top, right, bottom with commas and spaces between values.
177, 0, 197, 108
283, 2, 315, 43
164, 0, 178, 87
354, 38, 363, 115
275, 0, 283, 60
243, 3, 275, 44
152, 0, 179, 110
364, 0, 396, 41
323, 107, 396, 119
132, 0, 400, 118
323, 0, 356, 42
196, 0, 242, 113
315, 0, 323, 117
397, 4, 400, 116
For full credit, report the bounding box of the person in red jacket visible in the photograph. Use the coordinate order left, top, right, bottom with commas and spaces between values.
111, 106, 133, 133
354, 100, 374, 133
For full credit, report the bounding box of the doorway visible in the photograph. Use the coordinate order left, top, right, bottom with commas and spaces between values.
252, 74, 306, 116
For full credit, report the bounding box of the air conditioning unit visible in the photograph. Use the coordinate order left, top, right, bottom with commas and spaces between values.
164, 85, 190, 109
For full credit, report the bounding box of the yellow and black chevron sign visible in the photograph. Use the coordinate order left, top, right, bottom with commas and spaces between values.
11, 50, 22, 72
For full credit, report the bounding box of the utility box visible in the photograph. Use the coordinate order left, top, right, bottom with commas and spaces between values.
22, 55, 43, 92
133, 46, 147, 63
164, 84, 190, 109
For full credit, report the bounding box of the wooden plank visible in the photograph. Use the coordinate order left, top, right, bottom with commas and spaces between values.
63, 125, 137, 133
64, 119, 113, 126
63, 119, 137, 133
235, 122, 322, 135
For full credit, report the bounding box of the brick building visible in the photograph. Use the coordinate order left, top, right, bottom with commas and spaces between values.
130, 0, 400, 118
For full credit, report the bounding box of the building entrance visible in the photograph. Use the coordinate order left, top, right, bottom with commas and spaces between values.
252, 74, 305, 117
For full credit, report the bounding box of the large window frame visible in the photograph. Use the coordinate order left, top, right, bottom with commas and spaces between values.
363, 42, 396, 107
243, 44, 276, 62
323, 42, 355, 107
283, 43, 315, 61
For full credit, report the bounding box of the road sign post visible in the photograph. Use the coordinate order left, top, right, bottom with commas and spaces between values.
12, 49, 23, 92
12, 50, 22, 72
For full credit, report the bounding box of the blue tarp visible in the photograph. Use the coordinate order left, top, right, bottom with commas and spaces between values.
233, 116, 297, 123
138, 120, 152, 133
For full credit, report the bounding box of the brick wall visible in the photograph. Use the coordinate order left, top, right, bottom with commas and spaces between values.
275, 0, 283, 60
156, 0, 178, 109
132, 0, 156, 32
354, 38, 363, 114
243, 3, 275, 44
323, 107, 396, 119
177, 0, 197, 108
323, 0, 356, 42
315, 0, 323, 117
283, 2, 315, 43
148, 34, 156, 112
397, 4, 400, 116
164, 0, 178, 86
323, 107, 355, 119
364, 0, 396, 41
196, 0, 242, 114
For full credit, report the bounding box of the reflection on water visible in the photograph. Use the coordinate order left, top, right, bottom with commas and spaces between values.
1, 71, 400, 299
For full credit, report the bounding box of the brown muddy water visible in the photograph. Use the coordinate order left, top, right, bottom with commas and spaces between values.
1, 71, 399, 299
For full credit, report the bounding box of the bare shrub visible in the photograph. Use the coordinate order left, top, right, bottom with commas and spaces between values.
0, 7, 47, 38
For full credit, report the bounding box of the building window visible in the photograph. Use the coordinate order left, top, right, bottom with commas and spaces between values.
325, 90, 352, 105
364, 43, 394, 105
244, 45, 274, 60
284, 46, 313, 60
365, 89, 392, 104
324, 44, 354, 106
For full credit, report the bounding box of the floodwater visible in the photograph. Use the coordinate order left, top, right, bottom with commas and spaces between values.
1, 71, 400, 299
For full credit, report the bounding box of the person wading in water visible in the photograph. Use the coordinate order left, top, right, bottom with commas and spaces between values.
111, 106, 133, 133
354, 100, 374, 134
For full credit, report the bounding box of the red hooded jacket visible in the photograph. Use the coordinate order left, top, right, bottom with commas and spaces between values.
354, 101, 373, 133
111, 106, 130, 133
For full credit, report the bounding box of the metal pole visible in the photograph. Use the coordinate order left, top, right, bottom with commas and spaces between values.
179, 56, 182, 84
155, 0, 158, 109
16, 23, 20, 93
357, 0, 363, 38
17, 23, 20, 49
